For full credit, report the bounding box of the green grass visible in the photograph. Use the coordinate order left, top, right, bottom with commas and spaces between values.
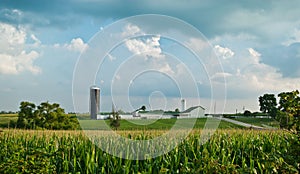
233, 117, 280, 128
0, 114, 18, 128
1, 113, 243, 130
79, 118, 243, 130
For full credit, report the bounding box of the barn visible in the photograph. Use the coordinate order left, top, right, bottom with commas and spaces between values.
179, 106, 205, 118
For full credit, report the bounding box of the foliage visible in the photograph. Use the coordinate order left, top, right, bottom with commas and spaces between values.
277, 90, 300, 130
259, 94, 277, 118
140, 105, 146, 111
0, 129, 298, 173
109, 108, 120, 130
243, 110, 252, 117
15, 101, 79, 130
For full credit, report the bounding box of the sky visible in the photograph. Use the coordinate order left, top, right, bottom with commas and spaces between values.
1, 0, 300, 114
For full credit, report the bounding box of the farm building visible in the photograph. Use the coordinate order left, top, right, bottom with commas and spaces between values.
179, 106, 205, 118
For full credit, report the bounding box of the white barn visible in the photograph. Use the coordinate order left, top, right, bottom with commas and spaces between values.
179, 106, 205, 118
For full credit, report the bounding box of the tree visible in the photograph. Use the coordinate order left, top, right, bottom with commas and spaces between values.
17, 101, 36, 129
140, 105, 146, 111
110, 107, 120, 130
16, 101, 79, 130
277, 90, 300, 130
243, 110, 252, 117
259, 94, 277, 118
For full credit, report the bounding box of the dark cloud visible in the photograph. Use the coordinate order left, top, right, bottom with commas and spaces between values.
260, 43, 300, 78
2, 0, 294, 38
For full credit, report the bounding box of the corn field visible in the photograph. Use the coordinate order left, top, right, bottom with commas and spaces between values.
0, 129, 299, 173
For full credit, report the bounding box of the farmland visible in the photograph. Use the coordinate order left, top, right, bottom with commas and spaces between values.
0, 113, 299, 173
0, 129, 299, 173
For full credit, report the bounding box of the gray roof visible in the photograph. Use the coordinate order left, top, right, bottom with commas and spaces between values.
181, 106, 205, 113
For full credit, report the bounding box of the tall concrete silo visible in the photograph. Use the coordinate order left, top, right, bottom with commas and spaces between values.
181, 99, 186, 111
90, 86, 100, 119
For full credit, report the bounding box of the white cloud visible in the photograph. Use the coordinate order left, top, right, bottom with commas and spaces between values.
159, 63, 174, 74
0, 23, 26, 52
30, 34, 41, 47
214, 45, 235, 59
0, 9, 23, 22
217, 46, 300, 96
64, 38, 88, 52
282, 28, 300, 46
185, 38, 209, 52
0, 22, 41, 75
125, 36, 162, 58
122, 23, 142, 37
0, 50, 41, 75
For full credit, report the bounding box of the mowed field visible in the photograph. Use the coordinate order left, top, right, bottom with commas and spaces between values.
0, 114, 299, 173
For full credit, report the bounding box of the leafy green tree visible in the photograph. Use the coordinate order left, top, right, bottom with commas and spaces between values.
243, 110, 252, 117
259, 94, 277, 118
17, 101, 36, 129
277, 90, 300, 130
16, 101, 79, 130
110, 107, 120, 130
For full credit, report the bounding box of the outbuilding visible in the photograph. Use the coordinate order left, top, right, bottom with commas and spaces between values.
179, 106, 205, 118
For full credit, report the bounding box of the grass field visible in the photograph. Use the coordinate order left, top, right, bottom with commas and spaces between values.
233, 117, 280, 128
0, 114, 18, 128
0, 114, 242, 130
79, 118, 243, 130
0, 129, 298, 173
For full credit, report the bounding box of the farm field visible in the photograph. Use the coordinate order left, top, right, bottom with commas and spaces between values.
78, 118, 243, 130
233, 117, 280, 128
0, 114, 242, 130
0, 129, 299, 173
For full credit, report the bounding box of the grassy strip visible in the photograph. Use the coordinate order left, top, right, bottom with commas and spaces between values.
233, 117, 280, 128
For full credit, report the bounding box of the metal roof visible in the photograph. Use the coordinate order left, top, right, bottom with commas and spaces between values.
181, 106, 205, 113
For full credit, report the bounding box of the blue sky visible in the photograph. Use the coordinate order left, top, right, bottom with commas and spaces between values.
1, 0, 300, 113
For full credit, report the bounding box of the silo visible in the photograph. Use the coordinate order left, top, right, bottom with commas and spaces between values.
90, 86, 100, 119
181, 99, 186, 111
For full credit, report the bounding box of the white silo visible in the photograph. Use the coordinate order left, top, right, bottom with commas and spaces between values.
181, 99, 186, 111
90, 86, 100, 119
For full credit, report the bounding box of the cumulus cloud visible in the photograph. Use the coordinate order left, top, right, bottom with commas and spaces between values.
0, 22, 41, 75
65, 38, 88, 52
214, 45, 235, 59
122, 23, 142, 37
125, 36, 162, 58
214, 46, 300, 97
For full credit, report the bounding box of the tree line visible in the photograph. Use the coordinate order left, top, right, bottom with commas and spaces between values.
10, 101, 79, 130
259, 90, 299, 130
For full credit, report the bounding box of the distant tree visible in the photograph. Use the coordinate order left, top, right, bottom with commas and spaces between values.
259, 94, 277, 118
16, 101, 79, 130
140, 105, 146, 111
110, 107, 120, 130
243, 110, 252, 117
175, 108, 180, 113
117, 109, 125, 114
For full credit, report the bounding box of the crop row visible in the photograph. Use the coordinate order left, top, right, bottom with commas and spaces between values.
0, 129, 298, 173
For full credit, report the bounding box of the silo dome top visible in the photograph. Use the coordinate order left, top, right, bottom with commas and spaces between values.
90, 86, 100, 90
